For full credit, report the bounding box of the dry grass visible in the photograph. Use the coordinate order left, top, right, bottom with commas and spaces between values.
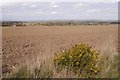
95, 35, 118, 78
2, 25, 118, 78
3, 35, 118, 78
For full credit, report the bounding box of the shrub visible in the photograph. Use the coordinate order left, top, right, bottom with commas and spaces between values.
54, 43, 100, 77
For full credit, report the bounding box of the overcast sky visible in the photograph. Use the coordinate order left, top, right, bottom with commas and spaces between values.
2, 2, 118, 21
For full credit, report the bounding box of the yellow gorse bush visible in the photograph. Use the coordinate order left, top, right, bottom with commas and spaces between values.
54, 43, 100, 77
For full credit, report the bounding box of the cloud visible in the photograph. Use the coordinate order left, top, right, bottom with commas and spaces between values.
34, 10, 45, 15
50, 2, 59, 8
87, 9, 100, 13
22, 3, 37, 8
51, 11, 57, 15
2, 2, 117, 21
51, 4, 58, 8
30, 4, 37, 8
74, 3, 87, 8
22, 3, 30, 6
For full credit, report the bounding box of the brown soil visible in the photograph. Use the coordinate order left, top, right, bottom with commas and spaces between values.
2, 24, 118, 74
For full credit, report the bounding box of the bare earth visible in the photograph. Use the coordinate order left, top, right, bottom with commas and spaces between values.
2, 24, 118, 74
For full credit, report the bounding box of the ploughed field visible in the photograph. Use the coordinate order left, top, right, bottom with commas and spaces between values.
2, 24, 118, 74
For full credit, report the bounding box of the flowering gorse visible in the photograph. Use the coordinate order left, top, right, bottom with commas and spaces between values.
54, 43, 100, 77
